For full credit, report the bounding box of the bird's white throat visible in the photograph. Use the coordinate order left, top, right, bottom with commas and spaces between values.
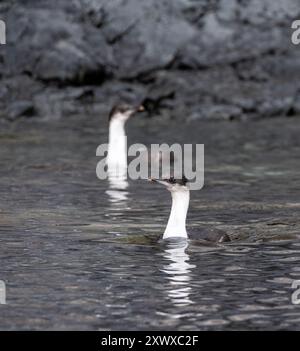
107, 117, 127, 170
163, 188, 190, 240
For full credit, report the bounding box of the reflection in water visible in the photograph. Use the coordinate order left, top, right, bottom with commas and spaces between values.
3, 118, 300, 330
161, 241, 196, 306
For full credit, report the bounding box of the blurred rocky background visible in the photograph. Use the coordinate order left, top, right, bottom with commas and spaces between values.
0, 0, 300, 121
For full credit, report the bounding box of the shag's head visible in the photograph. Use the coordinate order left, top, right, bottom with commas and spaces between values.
150, 176, 189, 192
109, 103, 144, 123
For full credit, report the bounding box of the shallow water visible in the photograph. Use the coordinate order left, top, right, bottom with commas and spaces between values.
0, 116, 300, 330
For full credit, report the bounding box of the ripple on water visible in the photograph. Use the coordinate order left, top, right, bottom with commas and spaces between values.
1, 119, 300, 330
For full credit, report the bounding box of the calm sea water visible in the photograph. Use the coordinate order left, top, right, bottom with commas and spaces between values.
0, 116, 300, 330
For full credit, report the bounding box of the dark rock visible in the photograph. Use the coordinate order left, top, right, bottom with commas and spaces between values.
188, 104, 243, 121
1, 0, 300, 121
99, 0, 196, 78
6, 100, 35, 120
4, 5, 114, 83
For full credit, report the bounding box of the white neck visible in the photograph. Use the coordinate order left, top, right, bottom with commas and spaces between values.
107, 118, 127, 169
163, 189, 190, 239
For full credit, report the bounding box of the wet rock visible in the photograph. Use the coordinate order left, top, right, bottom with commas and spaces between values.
6, 101, 35, 120
258, 97, 294, 117
33, 87, 98, 120
189, 104, 243, 121
292, 91, 300, 115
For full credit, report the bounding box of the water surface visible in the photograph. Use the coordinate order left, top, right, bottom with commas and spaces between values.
0, 116, 300, 330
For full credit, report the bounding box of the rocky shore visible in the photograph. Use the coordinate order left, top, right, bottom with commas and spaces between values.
1, 0, 300, 121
